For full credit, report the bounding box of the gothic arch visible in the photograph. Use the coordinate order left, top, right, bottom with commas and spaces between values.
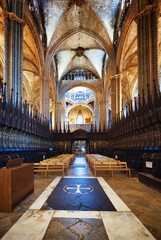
59, 81, 103, 102
45, 27, 115, 79
67, 103, 94, 117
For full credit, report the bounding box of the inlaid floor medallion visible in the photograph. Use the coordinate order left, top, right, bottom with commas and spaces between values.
41, 178, 116, 211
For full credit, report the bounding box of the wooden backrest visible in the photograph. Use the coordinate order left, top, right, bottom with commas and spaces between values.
0, 155, 11, 168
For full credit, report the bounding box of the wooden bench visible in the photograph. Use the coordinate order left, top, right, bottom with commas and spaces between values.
42, 158, 70, 173
92, 161, 117, 176
91, 161, 131, 177
91, 161, 111, 177
34, 163, 48, 178
47, 162, 64, 177
34, 162, 64, 178
110, 161, 131, 177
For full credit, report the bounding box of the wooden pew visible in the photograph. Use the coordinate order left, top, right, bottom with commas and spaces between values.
110, 161, 131, 177
34, 162, 64, 178
91, 161, 111, 177
47, 162, 64, 177
34, 163, 48, 178
91, 161, 131, 177
92, 161, 118, 177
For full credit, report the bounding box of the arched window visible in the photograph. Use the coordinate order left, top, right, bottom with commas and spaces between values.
61, 68, 98, 81
131, 80, 138, 111
76, 109, 84, 124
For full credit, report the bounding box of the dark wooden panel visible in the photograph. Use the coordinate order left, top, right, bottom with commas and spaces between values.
138, 172, 161, 192
0, 164, 34, 212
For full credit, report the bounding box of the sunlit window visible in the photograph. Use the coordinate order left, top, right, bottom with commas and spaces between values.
76, 109, 84, 124
65, 87, 95, 103
61, 68, 98, 81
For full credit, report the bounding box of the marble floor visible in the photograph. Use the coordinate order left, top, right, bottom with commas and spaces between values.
0, 155, 161, 240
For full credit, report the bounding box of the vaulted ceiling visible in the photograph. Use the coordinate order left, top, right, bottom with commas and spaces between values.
43, 0, 122, 81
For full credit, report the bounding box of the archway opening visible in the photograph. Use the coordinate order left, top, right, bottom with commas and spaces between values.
64, 86, 95, 132
74, 140, 86, 154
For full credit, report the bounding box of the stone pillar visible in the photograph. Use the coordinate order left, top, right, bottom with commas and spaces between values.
94, 95, 99, 130
40, 76, 50, 120
53, 100, 61, 129
3, 1, 25, 106
60, 97, 66, 131
110, 74, 122, 120
51, 100, 55, 131
136, 1, 160, 101
99, 99, 106, 131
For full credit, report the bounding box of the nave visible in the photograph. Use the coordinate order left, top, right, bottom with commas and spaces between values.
0, 155, 161, 240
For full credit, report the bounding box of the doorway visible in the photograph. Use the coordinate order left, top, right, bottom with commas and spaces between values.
74, 140, 86, 154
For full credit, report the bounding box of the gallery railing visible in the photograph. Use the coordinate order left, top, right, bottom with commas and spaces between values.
66, 124, 93, 132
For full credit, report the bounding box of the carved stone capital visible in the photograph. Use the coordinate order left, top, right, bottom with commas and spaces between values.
3, 10, 25, 25
110, 74, 122, 81
135, 3, 160, 22
2, 9, 9, 21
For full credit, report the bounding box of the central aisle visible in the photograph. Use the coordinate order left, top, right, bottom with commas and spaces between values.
68, 154, 93, 177
1, 154, 156, 240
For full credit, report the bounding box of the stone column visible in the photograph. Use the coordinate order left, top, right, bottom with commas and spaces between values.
3, 1, 25, 106
53, 100, 61, 130
94, 95, 99, 131
51, 100, 55, 131
60, 97, 67, 131
3, 10, 11, 100
110, 74, 122, 121
99, 99, 106, 131
40, 76, 50, 120
136, 1, 160, 101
